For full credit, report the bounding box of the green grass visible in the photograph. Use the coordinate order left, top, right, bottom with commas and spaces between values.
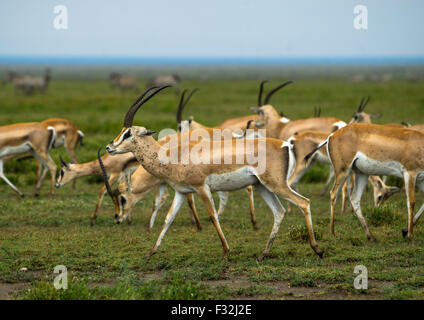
0, 78, 424, 299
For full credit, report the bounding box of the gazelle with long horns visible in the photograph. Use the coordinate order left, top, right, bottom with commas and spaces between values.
106, 86, 323, 260
304, 123, 424, 241
0, 122, 57, 196
102, 91, 258, 230
251, 81, 346, 140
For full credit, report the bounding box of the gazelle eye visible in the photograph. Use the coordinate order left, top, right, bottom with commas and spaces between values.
123, 130, 132, 140
120, 197, 127, 206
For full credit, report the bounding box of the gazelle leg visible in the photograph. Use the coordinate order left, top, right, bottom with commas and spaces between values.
31, 150, 56, 196
279, 186, 323, 258
148, 184, 168, 232
330, 170, 350, 235
0, 159, 24, 197
147, 191, 186, 259
350, 171, 376, 241
216, 191, 229, 218
197, 185, 229, 256
341, 180, 348, 214
186, 193, 202, 231
90, 174, 117, 226
320, 166, 335, 196
35, 160, 42, 193
245, 186, 258, 229
65, 140, 79, 190
255, 184, 286, 261
402, 180, 424, 237
403, 171, 417, 240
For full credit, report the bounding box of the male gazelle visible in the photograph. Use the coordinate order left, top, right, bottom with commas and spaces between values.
0, 122, 56, 196
55, 152, 138, 226
106, 86, 323, 260
305, 123, 424, 241
251, 81, 346, 140
287, 130, 399, 212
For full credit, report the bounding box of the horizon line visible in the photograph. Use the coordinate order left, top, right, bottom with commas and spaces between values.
1, 55, 424, 66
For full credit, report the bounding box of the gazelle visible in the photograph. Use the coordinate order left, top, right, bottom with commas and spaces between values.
55, 152, 138, 226
287, 130, 399, 212
4, 69, 51, 95
106, 86, 323, 260
410, 124, 424, 133
305, 123, 424, 241
251, 81, 346, 140
103, 122, 258, 231
0, 122, 56, 196
147, 74, 181, 95
109, 73, 138, 91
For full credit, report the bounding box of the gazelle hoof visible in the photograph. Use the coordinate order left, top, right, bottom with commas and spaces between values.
401, 228, 408, 238
90, 220, 95, 227
368, 236, 377, 243
34, 193, 39, 197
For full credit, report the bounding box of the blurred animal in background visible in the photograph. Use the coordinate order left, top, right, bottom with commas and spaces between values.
109, 72, 138, 91
147, 74, 181, 95
4, 69, 51, 95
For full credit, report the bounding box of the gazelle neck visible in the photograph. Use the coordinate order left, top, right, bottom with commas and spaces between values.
72, 159, 101, 177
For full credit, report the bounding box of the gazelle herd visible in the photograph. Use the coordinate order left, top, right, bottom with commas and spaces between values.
1, 80, 423, 260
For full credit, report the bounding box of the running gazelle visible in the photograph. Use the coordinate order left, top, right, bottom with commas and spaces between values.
305, 123, 424, 241
106, 86, 323, 260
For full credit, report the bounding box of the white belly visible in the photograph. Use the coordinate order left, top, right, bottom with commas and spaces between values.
0, 142, 33, 158
354, 152, 404, 178
206, 166, 259, 192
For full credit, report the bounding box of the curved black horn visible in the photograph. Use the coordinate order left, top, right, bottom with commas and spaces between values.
360, 96, 370, 112
264, 80, 293, 105
183, 88, 199, 108
59, 156, 69, 169
123, 86, 158, 127
176, 89, 188, 124
123, 85, 171, 128
241, 120, 254, 138
258, 80, 268, 106
97, 148, 114, 198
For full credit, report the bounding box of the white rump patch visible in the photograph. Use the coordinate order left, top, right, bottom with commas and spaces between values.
280, 117, 290, 124
333, 121, 347, 130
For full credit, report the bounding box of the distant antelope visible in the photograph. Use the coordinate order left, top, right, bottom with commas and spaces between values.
109, 73, 138, 91
55, 152, 139, 226
4, 69, 51, 95
106, 86, 323, 260
0, 122, 56, 196
305, 123, 424, 241
251, 81, 346, 140
147, 74, 181, 95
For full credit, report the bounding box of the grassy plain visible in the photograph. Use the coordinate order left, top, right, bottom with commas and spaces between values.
0, 77, 423, 299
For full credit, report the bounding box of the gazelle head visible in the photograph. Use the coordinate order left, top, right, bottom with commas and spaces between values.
106, 86, 171, 155
97, 149, 128, 224
176, 88, 199, 132
372, 178, 400, 207
350, 96, 381, 124
251, 80, 293, 128
55, 156, 75, 188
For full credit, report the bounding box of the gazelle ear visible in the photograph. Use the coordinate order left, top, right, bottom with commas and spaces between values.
388, 186, 400, 196
59, 156, 70, 170
371, 113, 382, 119
188, 116, 193, 124
144, 130, 156, 136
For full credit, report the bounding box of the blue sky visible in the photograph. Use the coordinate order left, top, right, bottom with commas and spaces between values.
0, 0, 423, 59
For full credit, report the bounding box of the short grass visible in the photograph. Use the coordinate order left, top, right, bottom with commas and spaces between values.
0, 77, 424, 299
